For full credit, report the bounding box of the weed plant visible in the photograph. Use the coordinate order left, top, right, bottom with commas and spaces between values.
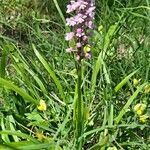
0, 0, 150, 150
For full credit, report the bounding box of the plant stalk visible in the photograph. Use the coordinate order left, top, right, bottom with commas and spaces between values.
76, 61, 83, 150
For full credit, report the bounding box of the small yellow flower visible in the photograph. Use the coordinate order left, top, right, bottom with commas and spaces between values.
134, 103, 146, 116
133, 78, 140, 86
139, 114, 149, 123
36, 131, 46, 141
83, 45, 91, 53
98, 25, 103, 32
144, 84, 150, 93
37, 100, 47, 111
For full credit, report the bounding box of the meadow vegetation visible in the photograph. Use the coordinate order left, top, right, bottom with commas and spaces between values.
0, 0, 150, 149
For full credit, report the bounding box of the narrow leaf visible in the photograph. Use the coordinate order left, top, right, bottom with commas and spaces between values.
115, 83, 147, 124
0, 78, 38, 105
32, 44, 66, 103
0, 130, 38, 143
115, 70, 138, 92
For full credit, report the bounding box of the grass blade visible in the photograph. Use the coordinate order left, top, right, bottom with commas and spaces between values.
114, 69, 139, 92
115, 83, 147, 124
91, 53, 103, 96
32, 44, 66, 103
0, 130, 38, 143
0, 48, 7, 78
52, 0, 66, 24
0, 78, 38, 105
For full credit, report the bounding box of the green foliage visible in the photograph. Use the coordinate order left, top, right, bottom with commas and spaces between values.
0, 0, 150, 150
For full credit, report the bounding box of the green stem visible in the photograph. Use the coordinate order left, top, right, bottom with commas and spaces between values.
76, 61, 83, 150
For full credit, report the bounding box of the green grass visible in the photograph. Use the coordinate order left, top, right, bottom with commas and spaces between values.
0, 0, 150, 150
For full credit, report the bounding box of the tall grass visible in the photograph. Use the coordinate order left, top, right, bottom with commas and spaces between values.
0, 0, 150, 149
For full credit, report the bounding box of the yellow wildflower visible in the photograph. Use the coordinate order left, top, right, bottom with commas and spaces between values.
144, 84, 150, 93
37, 100, 47, 111
139, 114, 149, 123
133, 103, 146, 116
83, 45, 91, 53
98, 25, 103, 32
98, 25, 103, 34
36, 131, 46, 141
133, 78, 140, 86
